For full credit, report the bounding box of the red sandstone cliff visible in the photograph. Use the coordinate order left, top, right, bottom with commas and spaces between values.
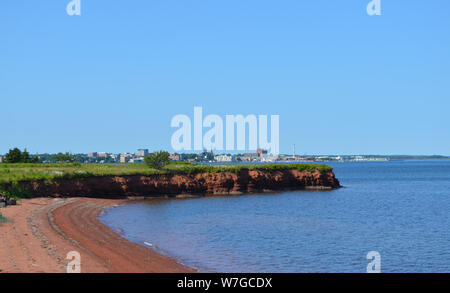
21, 169, 340, 198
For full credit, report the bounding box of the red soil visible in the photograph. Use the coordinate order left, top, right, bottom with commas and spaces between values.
0, 198, 195, 273
21, 170, 340, 198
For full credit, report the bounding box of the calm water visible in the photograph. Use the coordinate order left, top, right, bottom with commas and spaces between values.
99, 161, 450, 272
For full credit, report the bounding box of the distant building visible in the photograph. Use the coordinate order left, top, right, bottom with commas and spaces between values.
198, 149, 214, 162
257, 148, 268, 159
120, 156, 130, 163
88, 152, 98, 158
169, 153, 180, 162
0, 155, 3, 163
260, 155, 278, 162
241, 153, 258, 162
98, 152, 108, 158
109, 154, 120, 162
137, 149, 149, 157
215, 154, 233, 162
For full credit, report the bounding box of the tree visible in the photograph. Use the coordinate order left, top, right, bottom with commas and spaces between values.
144, 151, 170, 170
21, 149, 30, 163
3, 148, 40, 163
55, 152, 73, 163
4, 148, 23, 163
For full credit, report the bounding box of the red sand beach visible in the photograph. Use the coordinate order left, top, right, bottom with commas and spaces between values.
0, 198, 195, 273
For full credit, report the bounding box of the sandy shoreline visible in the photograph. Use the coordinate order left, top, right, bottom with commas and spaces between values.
0, 198, 195, 273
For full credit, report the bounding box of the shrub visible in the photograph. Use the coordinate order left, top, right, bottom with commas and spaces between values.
144, 151, 171, 170
0, 182, 32, 199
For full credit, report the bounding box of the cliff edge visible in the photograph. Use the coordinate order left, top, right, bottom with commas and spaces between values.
20, 169, 341, 198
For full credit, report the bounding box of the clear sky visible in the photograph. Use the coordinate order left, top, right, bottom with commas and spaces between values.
1, 1, 449, 155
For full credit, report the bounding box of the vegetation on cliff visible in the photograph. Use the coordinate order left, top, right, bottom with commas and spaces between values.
166, 162, 333, 175
0, 162, 333, 183
0, 182, 32, 199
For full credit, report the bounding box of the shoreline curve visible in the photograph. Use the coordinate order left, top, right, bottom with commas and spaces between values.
0, 197, 196, 273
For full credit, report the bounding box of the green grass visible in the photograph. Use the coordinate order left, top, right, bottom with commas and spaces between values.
0, 163, 161, 184
0, 162, 332, 185
165, 163, 333, 175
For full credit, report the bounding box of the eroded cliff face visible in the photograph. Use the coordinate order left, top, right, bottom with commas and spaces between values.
21, 169, 341, 198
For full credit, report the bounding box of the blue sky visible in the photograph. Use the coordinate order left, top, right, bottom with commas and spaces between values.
1, 0, 449, 155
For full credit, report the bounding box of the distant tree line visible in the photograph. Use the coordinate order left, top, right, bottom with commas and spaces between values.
1, 148, 77, 164
2, 148, 39, 163
54, 152, 74, 163
38, 153, 91, 163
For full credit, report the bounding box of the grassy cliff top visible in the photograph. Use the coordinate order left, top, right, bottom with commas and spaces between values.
0, 162, 333, 185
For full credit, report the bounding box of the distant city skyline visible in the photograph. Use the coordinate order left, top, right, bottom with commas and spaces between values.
3, 147, 447, 165
1, 1, 449, 156
1, 147, 449, 158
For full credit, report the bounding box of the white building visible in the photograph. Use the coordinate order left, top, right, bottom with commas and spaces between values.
260, 154, 279, 162
214, 154, 233, 162
137, 149, 149, 157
